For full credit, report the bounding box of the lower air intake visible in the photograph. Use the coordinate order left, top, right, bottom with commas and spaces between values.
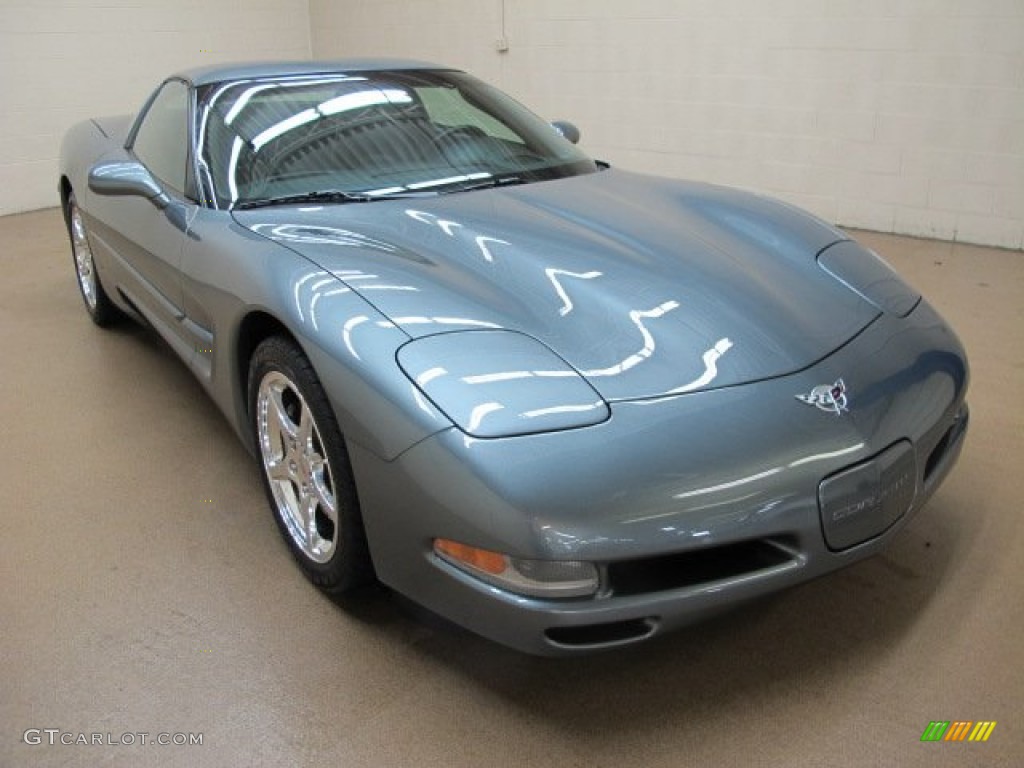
606, 537, 800, 596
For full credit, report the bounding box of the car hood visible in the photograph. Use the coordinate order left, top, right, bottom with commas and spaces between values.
234, 169, 878, 401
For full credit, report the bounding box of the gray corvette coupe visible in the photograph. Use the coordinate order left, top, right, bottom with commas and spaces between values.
59, 59, 968, 654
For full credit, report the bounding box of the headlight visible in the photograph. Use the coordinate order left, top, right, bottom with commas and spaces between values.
397, 330, 609, 438
434, 539, 600, 598
818, 240, 920, 317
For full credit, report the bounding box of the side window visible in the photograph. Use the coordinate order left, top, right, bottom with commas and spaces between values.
131, 80, 189, 195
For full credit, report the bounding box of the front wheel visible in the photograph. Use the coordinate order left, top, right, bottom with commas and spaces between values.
66, 192, 122, 327
249, 336, 374, 594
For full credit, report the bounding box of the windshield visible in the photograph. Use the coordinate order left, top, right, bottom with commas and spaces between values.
195, 69, 597, 208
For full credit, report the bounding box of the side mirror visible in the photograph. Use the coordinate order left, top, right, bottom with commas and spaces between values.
88, 160, 169, 209
551, 120, 581, 145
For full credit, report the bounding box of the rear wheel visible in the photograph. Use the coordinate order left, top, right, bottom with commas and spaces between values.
67, 192, 122, 327
249, 336, 374, 594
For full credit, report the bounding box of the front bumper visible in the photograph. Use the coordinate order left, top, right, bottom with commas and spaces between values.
351, 299, 969, 655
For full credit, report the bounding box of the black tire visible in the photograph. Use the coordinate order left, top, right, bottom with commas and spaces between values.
248, 336, 374, 594
66, 192, 123, 327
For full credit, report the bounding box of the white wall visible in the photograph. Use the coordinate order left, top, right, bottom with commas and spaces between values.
0, 0, 311, 215
311, 0, 1024, 250
2, 0, 1021, 249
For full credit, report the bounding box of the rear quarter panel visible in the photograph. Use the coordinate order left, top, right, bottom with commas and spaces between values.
59, 116, 132, 206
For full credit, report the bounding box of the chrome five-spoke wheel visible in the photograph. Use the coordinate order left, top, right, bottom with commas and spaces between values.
257, 370, 338, 563
69, 202, 97, 310
249, 336, 373, 592
65, 191, 121, 326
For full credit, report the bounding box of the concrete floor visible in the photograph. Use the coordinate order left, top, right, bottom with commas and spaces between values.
2, 208, 1021, 767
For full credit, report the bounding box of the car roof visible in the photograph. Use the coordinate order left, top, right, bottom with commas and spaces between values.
175, 59, 453, 87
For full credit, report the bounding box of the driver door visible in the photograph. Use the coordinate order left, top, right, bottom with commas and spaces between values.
96, 79, 197, 359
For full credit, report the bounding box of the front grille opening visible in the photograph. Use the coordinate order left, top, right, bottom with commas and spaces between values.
545, 618, 657, 648
606, 537, 799, 597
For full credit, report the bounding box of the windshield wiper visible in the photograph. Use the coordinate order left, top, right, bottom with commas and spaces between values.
439, 174, 527, 195
234, 188, 433, 209
234, 190, 376, 210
